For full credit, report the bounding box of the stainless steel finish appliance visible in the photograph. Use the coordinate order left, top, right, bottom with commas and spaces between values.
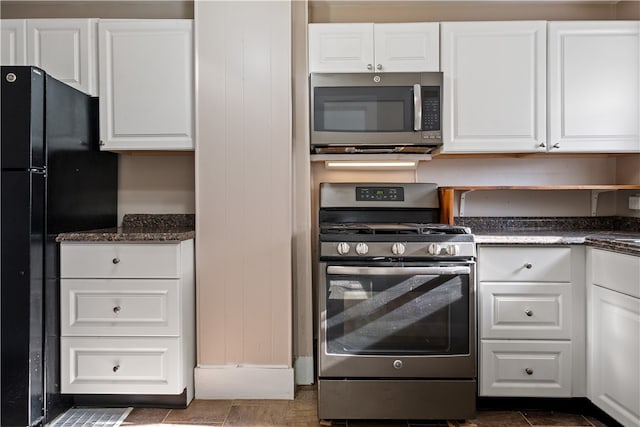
317, 183, 476, 421
310, 73, 442, 154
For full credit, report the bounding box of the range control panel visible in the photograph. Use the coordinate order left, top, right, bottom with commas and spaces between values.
356, 186, 405, 201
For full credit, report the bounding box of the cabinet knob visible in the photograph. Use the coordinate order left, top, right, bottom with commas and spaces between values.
113, 364, 120, 373
538, 142, 546, 148
553, 143, 560, 149
112, 257, 120, 264
524, 309, 533, 317
113, 305, 121, 314
99, 140, 105, 146
525, 368, 533, 375
367, 64, 373, 71
524, 263, 532, 269
376, 64, 383, 71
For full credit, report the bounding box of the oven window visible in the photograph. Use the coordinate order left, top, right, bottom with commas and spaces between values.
314, 86, 413, 132
325, 272, 469, 355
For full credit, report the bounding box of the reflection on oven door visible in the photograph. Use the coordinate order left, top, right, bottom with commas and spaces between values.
325, 274, 468, 356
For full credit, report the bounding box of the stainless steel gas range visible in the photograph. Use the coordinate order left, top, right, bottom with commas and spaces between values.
317, 183, 477, 421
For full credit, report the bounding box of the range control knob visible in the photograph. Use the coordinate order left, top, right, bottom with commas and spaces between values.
446, 244, 460, 256
337, 242, 351, 255
355, 242, 369, 255
427, 243, 441, 256
391, 242, 406, 256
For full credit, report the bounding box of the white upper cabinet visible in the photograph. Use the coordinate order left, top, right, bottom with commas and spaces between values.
441, 21, 547, 153
309, 22, 439, 73
98, 19, 193, 151
548, 21, 640, 153
1, 19, 26, 66
27, 19, 98, 96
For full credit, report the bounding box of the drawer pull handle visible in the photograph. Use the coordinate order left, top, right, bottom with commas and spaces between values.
525, 368, 533, 375
525, 309, 533, 317
113, 364, 120, 373
524, 263, 532, 269
112, 257, 120, 264
113, 306, 121, 314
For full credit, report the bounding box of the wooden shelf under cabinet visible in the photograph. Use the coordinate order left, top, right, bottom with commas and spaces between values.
438, 185, 640, 224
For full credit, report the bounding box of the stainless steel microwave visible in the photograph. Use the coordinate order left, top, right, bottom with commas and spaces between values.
310, 72, 443, 154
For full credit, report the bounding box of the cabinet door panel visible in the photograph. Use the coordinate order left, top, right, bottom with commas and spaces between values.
478, 246, 571, 282
1, 20, 26, 65
480, 340, 572, 397
99, 20, 193, 150
589, 285, 640, 427
481, 282, 571, 339
61, 279, 181, 336
27, 19, 97, 95
61, 336, 182, 394
441, 21, 546, 153
373, 23, 439, 72
309, 23, 374, 73
549, 22, 640, 152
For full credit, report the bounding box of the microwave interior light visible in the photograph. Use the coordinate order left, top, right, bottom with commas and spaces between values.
324, 160, 418, 170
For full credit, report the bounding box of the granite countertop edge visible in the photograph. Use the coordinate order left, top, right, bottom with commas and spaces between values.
56, 228, 195, 242
476, 231, 640, 256
56, 214, 195, 242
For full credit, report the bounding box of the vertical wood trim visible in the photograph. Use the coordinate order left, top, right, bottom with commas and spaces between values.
439, 188, 455, 224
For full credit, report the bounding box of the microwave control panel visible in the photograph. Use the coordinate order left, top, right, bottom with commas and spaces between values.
421, 86, 441, 132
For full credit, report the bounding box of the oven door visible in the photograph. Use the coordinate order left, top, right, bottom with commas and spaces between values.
318, 262, 476, 379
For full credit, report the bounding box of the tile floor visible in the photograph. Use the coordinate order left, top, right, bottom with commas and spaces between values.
120, 386, 617, 427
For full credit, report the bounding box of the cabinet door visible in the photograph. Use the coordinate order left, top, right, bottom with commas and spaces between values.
549, 22, 640, 153
589, 285, 640, 427
309, 23, 374, 73
1, 19, 26, 65
373, 23, 439, 72
441, 21, 547, 153
99, 20, 193, 150
26, 19, 97, 96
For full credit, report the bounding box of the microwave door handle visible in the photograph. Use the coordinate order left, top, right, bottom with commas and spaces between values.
413, 84, 422, 131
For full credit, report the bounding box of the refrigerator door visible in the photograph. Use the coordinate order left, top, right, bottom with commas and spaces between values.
1, 66, 45, 170
1, 170, 46, 427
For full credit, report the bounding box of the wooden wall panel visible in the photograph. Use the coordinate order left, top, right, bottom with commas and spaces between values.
195, 1, 292, 367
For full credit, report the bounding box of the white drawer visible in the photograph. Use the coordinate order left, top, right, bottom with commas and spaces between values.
480, 340, 572, 397
479, 246, 571, 282
61, 242, 181, 278
591, 249, 640, 299
61, 337, 183, 394
61, 279, 180, 336
480, 282, 572, 339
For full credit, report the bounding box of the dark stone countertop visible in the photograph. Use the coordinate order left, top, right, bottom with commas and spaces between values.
461, 217, 640, 256
56, 214, 195, 242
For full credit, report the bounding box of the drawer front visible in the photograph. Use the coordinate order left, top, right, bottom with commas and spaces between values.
61, 243, 181, 278
480, 340, 572, 397
479, 246, 571, 282
61, 337, 183, 394
591, 249, 640, 299
61, 279, 180, 336
480, 282, 572, 339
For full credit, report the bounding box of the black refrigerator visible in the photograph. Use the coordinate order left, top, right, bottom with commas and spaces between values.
1, 66, 118, 427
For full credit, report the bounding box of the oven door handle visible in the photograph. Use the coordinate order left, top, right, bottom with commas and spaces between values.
326, 266, 471, 276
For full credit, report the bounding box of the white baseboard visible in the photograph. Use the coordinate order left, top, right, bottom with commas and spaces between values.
294, 356, 314, 385
195, 365, 294, 399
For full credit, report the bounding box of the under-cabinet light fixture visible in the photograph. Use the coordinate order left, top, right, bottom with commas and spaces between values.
324, 160, 419, 170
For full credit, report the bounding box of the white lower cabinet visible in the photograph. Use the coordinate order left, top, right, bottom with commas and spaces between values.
588, 248, 640, 427
60, 240, 195, 401
481, 340, 572, 397
478, 245, 585, 397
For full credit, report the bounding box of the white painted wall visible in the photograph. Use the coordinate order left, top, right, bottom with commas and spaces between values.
117, 153, 195, 225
